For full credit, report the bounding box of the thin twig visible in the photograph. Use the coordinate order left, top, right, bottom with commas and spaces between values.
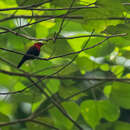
0, 33, 127, 62
0, 5, 96, 11
30, 119, 59, 130
0, 117, 58, 130
0, 53, 83, 130
0, 69, 130, 82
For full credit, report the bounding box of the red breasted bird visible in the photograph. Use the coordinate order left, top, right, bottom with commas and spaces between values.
17, 42, 44, 68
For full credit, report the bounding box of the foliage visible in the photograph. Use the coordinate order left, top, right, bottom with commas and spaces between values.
0, 0, 130, 130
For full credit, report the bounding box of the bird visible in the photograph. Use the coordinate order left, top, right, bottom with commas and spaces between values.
17, 42, 44, 68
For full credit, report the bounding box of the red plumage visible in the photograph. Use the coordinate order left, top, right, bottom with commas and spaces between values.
17, 42, 44, 68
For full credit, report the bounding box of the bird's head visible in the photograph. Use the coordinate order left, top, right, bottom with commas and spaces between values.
34, 42, 44, 47
34, 42, 45, 51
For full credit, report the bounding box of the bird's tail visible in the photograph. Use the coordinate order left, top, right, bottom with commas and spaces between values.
17, 58, 26, 68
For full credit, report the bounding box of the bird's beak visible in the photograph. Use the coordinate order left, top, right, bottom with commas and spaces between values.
38, 42, 44, 47
40, 43, 44, 46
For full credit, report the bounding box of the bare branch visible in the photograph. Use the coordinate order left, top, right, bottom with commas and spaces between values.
0, 5, 96, 11
0, 33, 127, 63
29, 119, 59, 130
0, 118, 28, 127
0, 117, 59, 130
0, 69, 130, 82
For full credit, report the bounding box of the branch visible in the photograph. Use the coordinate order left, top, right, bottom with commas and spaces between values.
0, 5, 96, 11
0, 2, 129, 12
30, 119, 59, 130
53, 0, 76, 43
0, 26, 117, 41
0, 49, 83, 129
0, 33, 127, 63
0, 117, 59, 130
0, 13, 80, 35
0, 26, 37, 40
0, 15, 82, 23
0, 118, 28, 127
0, 69, 130, 81
1, 15, 130, 23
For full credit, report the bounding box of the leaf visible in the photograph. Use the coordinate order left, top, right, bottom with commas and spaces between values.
49, 101, 80, 130
111, 65, 124, 78
105, 23, 130, 40
114, 121, 130, 130
0, 73, 17, 88
85, 37, 115, 57
60, 21, 86, 35
67, 35, 88, 51
110, 82, 130, 109
0, 112, 10, 130
98, 100, 120, 121
103, 85, 112, 98
80, 100, 101, 128
16, 0, 44, 6
36, 24, 49, 38
80, 0, 96, 5
83, 7, 121, 32
11, 82, 43, 103
0, 101, 13, 116
59, 80, 85, 99
81, 100, 120, 128
26, 117, 53, 130
96, 121, 130, 130
97, 0, 124, 17
100, 64, 110, 71
46, 79, 60, 95
51, 0, 79, 7
76, 56, 98, 72
42, 39, 73, 57
81, 0, 125, 32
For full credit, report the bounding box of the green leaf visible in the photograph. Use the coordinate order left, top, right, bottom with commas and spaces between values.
43, 39, 73, 57
80, 100, 101, 128
51, 0, 79, 7
46, 79, 60, 95
0, 73, 17, 88
100, 64, 110, 71
105, 24, 130, 40
85, 37, 115, 57
103, 85, 112, 98
49, 101, 80, 130
83, 7, 121, 32
36, 23, 49, 38
0, 101, 13, 116
111, 65, 124, 78
114, 121, 130, 130
26, 117, 53, 130
31, 60, 53, 75
98, 100, 120, 121
97, 121, 130, 130
110, 82, 130, 109
0, 112, 10, 130
11, 83, 43, 103
59, 80, 86, 99
16, 0, 44, 6
81, 100, 119, 128
76, 56, 98, 72
61, 21, 86, 35
14, 82, 26, 90
80, 0, 96, 5
97, 0, 124, 17
67, 36, 88, 51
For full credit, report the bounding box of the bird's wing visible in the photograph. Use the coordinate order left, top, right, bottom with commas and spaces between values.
26, 46, 40, 56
